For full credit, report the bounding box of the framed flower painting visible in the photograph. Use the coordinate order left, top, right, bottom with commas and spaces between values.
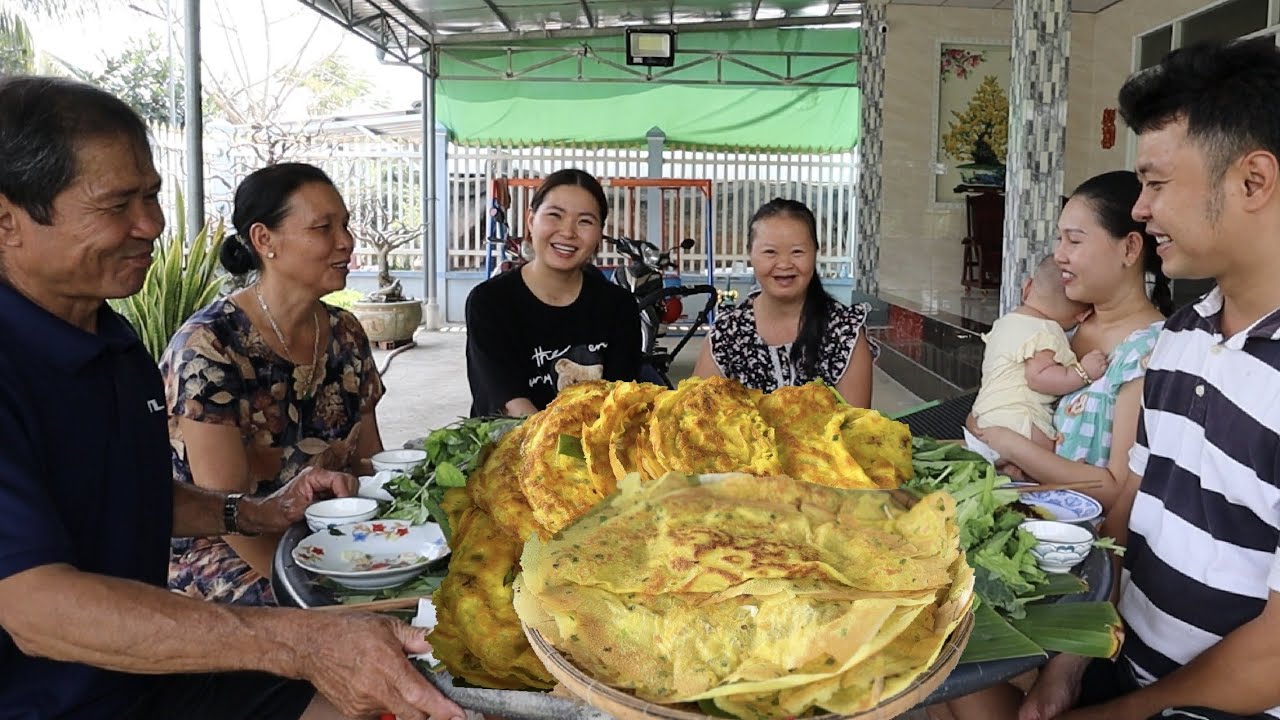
934, 42, 1012, 204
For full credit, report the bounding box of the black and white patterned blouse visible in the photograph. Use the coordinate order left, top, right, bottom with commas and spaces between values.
709, 291, 877, 393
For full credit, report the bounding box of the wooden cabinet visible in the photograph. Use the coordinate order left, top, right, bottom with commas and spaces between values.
960, 188, 1004, 291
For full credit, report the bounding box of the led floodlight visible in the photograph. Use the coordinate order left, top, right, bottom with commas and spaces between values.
626, 28, 676, 67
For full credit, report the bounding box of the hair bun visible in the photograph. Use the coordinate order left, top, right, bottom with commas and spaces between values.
219, 232, 259, 275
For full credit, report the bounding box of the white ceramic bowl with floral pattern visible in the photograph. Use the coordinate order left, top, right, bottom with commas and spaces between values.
292, 520, 448, 589
1022, 520, 1093, 574
370, 449, 428, 474
303, 497, 379, 532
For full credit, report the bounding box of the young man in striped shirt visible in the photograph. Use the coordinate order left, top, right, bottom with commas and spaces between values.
1021, 38, 1280, 720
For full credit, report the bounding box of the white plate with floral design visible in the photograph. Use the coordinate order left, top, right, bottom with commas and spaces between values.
292, 520, 449, 590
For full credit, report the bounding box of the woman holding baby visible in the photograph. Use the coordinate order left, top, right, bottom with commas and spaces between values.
967, 170, 1171, 512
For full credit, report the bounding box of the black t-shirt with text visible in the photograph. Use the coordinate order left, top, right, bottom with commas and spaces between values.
465, 267, 641, 416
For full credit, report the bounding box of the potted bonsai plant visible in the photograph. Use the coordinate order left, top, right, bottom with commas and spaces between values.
347, 192, 424, 347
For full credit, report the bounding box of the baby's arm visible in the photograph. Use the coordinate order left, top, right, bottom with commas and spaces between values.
1024, 349, 1105, 395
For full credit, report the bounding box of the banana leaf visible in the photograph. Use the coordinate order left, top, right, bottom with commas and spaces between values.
1033, 573, 1088, 597
960, 602, 1044, 663
961, 600, 1123, 663
1010, 602, 1123, 659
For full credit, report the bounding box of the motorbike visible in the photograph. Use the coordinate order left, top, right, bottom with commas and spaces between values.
483, 178, 532, 278
606, 236, 719, 388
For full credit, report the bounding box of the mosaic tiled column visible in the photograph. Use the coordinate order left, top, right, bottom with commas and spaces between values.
1000, 0, 1071, 314
854, 0, 886, 296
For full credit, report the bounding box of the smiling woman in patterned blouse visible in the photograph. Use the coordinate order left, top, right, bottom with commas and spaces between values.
693, 198, 877, 407
160, 163, 386, 606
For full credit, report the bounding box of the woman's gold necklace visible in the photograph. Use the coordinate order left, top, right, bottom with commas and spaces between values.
253, 283, 321, 399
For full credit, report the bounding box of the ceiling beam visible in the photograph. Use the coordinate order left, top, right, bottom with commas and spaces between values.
300, 0, 429, 65
578, 0, 596, 28
373, 0, 437, 35
429, 13, 862, 44
481, 0, 516, 31
750, 0, 763, 21
435, 43, 858, 86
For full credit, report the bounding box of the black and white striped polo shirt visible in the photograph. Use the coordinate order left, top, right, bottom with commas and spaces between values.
1124, 287, 1280, 716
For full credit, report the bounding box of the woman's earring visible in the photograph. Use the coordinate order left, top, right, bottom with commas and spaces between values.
267, 251, 277, 259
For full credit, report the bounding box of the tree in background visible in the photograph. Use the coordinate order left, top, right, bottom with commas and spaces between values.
123, 0, 380, 126
71, 32, 184, 126
0, 10, 34, 74
0, 0, 84, 74
302, 56, 374, 118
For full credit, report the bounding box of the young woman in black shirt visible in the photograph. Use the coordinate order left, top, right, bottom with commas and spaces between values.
465, 169, 641, 416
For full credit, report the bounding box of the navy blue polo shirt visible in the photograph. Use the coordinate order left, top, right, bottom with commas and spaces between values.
0, 283, 173, 719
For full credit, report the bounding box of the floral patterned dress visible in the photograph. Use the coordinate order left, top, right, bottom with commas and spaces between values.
709, 291, 879, 393
162, 298, 385, 606
1054, 322, 1163, 466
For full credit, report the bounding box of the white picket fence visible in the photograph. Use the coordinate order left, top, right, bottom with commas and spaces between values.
148, 124, 858, 278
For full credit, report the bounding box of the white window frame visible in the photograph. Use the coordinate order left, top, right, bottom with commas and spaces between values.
1126, 0, 1280, 167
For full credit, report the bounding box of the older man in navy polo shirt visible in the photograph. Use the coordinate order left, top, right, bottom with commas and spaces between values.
0, 78, 464, 720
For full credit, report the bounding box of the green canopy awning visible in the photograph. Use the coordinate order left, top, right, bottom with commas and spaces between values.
435, 28, 860, 151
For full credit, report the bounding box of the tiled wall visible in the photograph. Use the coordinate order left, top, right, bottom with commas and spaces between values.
999, 0, 1071, 314
855, 0, 887, 296
878, 6, 1027, 304
1074, 0, 1211, 187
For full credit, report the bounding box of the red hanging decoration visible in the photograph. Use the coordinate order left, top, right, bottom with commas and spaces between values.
1101, 108, 1117, 150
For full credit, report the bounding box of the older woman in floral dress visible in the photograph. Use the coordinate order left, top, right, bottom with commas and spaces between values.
162, 163, 386, 605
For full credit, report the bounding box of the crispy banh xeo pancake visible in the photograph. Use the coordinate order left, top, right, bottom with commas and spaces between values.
517, 380, 613, 535
838, 407, 914, 488
582, 381, 664, 486
714, 556, 975, 718
528, 474, 959, 597
607, 399, 659, 481
429, 506, 554, 689
757, 384, 879, 489
646, 377, 780, 476
514, 473, 971, 717
465, 421, 544, 543
437, 486, 473, 539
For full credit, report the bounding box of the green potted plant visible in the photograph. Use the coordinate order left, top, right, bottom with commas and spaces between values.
347, 192, 423, 347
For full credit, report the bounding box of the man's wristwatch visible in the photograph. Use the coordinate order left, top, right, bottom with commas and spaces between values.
223, 493, 257, 536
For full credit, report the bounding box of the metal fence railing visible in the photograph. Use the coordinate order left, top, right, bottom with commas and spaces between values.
146, 124, 858, 278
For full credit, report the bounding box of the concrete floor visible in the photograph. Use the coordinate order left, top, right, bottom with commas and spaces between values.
371, 328, 921, 448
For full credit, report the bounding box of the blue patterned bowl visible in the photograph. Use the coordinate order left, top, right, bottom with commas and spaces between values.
1022, 520, 1093, 574
1017, 488, 1103, 525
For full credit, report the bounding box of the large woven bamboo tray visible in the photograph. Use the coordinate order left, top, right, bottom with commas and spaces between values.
522, 610, 974, 720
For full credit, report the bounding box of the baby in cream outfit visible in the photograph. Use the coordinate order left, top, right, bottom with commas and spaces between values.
971, 256, 1109, 450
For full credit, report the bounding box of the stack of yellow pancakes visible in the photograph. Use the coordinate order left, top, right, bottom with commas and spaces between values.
515, 473, 974, 718
429, 377, 918, 693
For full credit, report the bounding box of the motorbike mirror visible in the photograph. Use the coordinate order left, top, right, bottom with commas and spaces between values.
680, 238, 696, 251
642, 245, 662, 267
